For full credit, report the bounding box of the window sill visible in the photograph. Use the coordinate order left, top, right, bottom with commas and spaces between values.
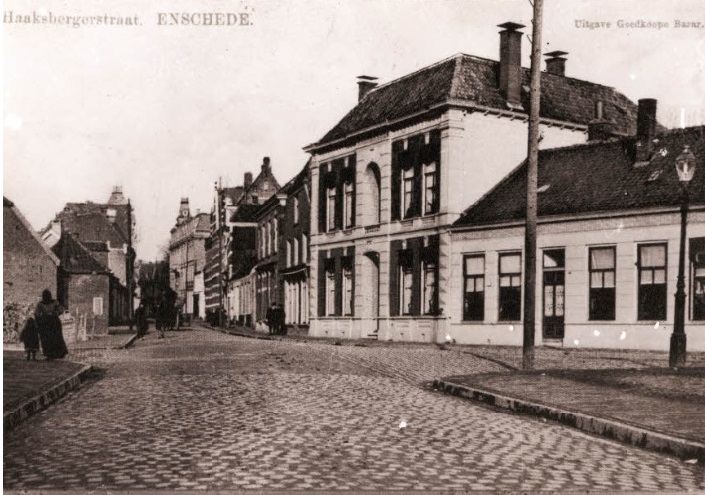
365, 224, 380, 233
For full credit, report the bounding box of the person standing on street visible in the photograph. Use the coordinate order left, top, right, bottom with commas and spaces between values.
34, 289, 68, 360
276, 304, 287, 336
20, 317, 40, 361
134, 302, 148, 339
266, 303, 276, 335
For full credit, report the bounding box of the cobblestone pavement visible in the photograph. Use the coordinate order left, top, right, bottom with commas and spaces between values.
4, 325, 704, 492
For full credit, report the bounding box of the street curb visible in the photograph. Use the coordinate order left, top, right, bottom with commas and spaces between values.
433, 379, 705, 462
121, 333, 140, 348
208, 324, 274, 341
3, 363, 94, 432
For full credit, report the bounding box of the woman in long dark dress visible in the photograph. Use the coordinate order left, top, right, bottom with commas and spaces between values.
34, 289, 68, 360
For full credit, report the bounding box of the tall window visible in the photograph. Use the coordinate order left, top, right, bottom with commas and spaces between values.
294, 196, 300, 224
286, 240, 292, 267
422, 260, 437, 315
693, 238, 705, 321
499, 253, 522, 321
272, 219, 277, 253
344, 182, 354, 228
327, 187, 336, 232
589, 247, 616, 320
302, 233, 308, 262
463, 255, 485, 321
264, 223, 270, 256
423, 162, 437, 215
343, 266, 353, 315
293, 237, 299, 266
326, 267, 336, 316
638, 243, 667, 320
402, 168, 414, 219
399, 253, 413, 315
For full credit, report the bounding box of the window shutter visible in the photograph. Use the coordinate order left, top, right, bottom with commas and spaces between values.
318, 255, 327, 316
389, 241, 401, 316
391, 141, 403, 221
318, 165, 328, 232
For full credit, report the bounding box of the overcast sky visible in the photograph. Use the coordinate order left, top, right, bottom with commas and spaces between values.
3, 0, 704, 261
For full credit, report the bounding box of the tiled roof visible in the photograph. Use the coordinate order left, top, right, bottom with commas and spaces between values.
195, 213, 211, 232
279, 161, 310, 195
82, 240, 109, 252
453, 126, 705, 227
55, 211, 128, 246
222, 187, 244, 205
230, 204, 261, 223
314, 54, 643, 148
52, 233, 110, 274
4, 197, 14, 208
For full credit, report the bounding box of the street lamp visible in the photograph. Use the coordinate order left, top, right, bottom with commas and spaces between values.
670, 144, 696, 368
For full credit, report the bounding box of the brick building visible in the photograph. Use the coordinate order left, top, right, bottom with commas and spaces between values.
3, 197, 60, 342
53, 232, 113, 336
304, 22, 643, 342
449, 108, 704, 351
204, 157, 280, 324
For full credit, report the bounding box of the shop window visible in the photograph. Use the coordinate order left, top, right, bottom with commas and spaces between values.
690, 238, 705, 320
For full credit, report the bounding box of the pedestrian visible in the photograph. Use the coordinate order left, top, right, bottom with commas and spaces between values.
34, 289, 68, 360
20, 317, 40, 361
266, 302, 276, 335
276, 304, 287, 336
134, 302, 148, 338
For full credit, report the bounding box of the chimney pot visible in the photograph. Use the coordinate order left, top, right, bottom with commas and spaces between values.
544, 50, 568, 76
357, 75, 379, 101
636, 98, 657, 162
262, 157, 271, 174
498, 22, 525, 106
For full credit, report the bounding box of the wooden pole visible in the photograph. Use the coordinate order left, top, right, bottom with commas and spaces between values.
523, 0, 544, 370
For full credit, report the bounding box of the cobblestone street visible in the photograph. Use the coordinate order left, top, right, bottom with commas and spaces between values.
4, 324, 704, 492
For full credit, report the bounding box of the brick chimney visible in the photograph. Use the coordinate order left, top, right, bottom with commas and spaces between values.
244, 172, 253, 189
262, 157, 271, 175
544, 50, 568, 76
635, 98, 657, 162
498, 22, 525, 106
357, 75, 378, 101
587, 100, 614, 141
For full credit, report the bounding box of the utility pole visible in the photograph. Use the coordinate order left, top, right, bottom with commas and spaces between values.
523, 0, 544, 370
218, 177, 225, 327
127, 199, 134, 330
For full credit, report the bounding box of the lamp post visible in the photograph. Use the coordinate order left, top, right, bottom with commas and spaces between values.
670, 144, 696, 368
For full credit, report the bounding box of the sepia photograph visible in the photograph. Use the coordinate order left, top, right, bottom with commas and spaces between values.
3, 0, 705, 492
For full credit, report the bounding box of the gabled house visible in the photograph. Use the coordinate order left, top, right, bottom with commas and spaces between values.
226, 204, 260, 327
3, 197, 60, 343
52, 231, 113, 336
42, 186, 136, 323
449, 104, 704, 350
304, 22, 644, 342
204, 157, 280, 323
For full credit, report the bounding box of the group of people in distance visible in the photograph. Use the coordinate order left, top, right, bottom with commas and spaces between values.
19, 289, 69, 361
266, 302, 287, 336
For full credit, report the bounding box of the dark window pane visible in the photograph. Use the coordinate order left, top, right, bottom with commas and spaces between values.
590, 288, 616, 320
499, 287, 521, 321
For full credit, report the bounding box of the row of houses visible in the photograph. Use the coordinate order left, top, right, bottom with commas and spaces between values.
4, 187, 137, 342
168, 21, 704, 351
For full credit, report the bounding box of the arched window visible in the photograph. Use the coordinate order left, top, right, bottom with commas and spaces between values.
365, 163, 381, 225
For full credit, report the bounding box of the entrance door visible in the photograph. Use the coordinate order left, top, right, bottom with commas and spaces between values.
364, 252, 380, 334
542, 249, 565, 339
193, 294, 200, 319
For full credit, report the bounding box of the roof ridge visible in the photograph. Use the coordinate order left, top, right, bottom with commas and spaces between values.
363, 53, 463, 96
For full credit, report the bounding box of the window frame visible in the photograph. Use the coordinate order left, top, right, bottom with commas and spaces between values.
588, 246, 616, 321
422, 161, 437, 216
398, 252, 414, 316
498, 252, 522, 321
402, 168, 414, 220
463, 254, 485, 321
421, 259, 437, 316
637, 243, 668, 321
326, 187, 336, 232
344, 182, 354, 229
343, 266, 353, 316
326, 267, 336, 316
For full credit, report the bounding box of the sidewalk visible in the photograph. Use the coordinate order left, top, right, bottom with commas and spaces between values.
3, 330, 135, 430
435, 363, 705, 462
